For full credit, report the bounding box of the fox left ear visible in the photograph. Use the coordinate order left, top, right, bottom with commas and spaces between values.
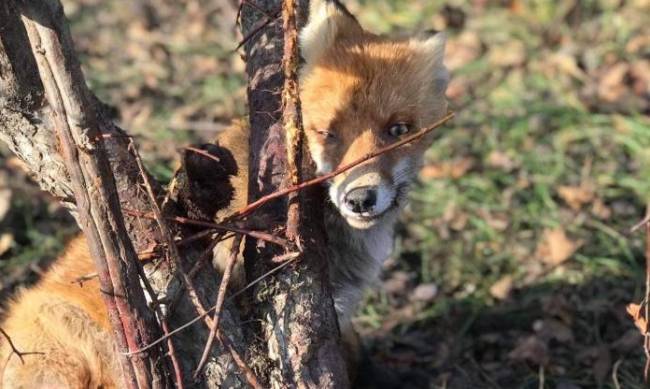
414, 32, 449, 95
300, 0, 362, 63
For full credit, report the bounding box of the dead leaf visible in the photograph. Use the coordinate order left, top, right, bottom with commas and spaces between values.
383, 271, 411, 295
536, 228, 582, 265
0, 233, 13, 257
411, 283, 438, 302
445, 31, 482, 70
626, 303, 648, 333
420, 158, 474, 179
534, 318, 574, 343
557, 184, 594, 210
0, 188, 11, 223
489, 275, 513, 300
508, 336, 549, 366
591, 198, 612, 219
488, 40, 526, 67
486, 150, 516, 171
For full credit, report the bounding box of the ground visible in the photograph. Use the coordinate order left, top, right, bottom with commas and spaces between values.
1, 0, 649, 388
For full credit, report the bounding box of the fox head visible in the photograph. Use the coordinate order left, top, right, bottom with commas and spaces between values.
299, 0, 449, 229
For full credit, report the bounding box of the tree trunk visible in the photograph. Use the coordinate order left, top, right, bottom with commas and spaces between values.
241, 0, 349, 387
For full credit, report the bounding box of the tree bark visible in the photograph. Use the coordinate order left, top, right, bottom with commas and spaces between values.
241, 0, 349, 387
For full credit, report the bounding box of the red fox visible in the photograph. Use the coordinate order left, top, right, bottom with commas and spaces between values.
0, 0, 449, 387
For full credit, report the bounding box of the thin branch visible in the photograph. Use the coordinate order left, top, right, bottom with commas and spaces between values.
130, 138, 185, 387
230, 111, 455, 219
645, 210, 650, 381
123, 209, 290, 247
281, 0, 303, 244
631, 213, 650, 234
21, 6, 165, 387
193, 235, 243, 379
234, 8, 281, 51
184, 147, 222, 163
0, 328, 43, 365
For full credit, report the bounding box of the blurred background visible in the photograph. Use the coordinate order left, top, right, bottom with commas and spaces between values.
1, 0, 649, 387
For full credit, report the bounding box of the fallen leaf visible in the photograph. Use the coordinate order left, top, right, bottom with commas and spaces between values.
557, 184, 594, 210
0, 188, 10, 223
536, 228, 582, 265
508, 336, 549, 366
383, 271, 411, 295
0, 233, 13, 257
486, 150, 516, 171
411, 283, 438, 302
489, 275, 513, 300
420, 158, 474, 179
626, 303, 648, 333
591, 198, 612, 219
534, 318, 574, 343
488, 40, 526, 67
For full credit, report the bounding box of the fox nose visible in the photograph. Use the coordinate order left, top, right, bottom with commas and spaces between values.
344, 186, 377, 214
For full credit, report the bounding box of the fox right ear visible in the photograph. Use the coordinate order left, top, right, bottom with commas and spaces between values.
300, 0, 362, 63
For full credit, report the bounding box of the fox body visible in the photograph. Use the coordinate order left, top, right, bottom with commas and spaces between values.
0, 1, 448, 387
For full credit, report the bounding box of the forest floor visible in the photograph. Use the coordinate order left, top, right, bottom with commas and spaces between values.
1, 0, 649, 388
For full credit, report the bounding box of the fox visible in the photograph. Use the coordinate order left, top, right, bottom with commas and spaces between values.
0, 0, 449, 387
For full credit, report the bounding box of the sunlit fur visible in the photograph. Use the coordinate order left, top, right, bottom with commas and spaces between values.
0, 0, 448, 386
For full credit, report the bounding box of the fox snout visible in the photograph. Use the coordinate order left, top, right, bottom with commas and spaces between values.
328, 161, 410, 229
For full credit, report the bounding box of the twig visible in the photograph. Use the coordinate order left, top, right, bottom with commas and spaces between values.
123, 209, 290, 247
645, 214, 650, 382
0, 328, 43, 365
123, 254, 299, 356
130, 139, 185, 387
193, 236, 243, 379
134, 261, 185, 389
230, 111, 455, 219
71, 272, 99, 287
234, 8, 281, 51
281, 0, 303, 244
631, 213, 650, 234
184, 147, 222, 163
218, 333, 262, 389
612, 357, 623, 389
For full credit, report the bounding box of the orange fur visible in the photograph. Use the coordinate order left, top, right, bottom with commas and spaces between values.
0, 236, 116, 388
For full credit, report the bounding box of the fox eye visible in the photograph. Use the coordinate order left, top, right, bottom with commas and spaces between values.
387, 123, 411, 137
316, 129, 336, 141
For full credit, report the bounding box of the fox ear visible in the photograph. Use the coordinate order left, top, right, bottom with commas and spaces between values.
300, 0, 362, 63
414, 31, 449, 94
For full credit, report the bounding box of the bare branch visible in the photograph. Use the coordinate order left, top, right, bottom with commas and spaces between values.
19, 2, 168, 386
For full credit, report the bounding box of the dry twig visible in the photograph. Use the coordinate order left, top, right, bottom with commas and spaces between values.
124, 209, 290, 247
281, 0, 303, 243
0, 328, 43, 365
193, 236, 243, 379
